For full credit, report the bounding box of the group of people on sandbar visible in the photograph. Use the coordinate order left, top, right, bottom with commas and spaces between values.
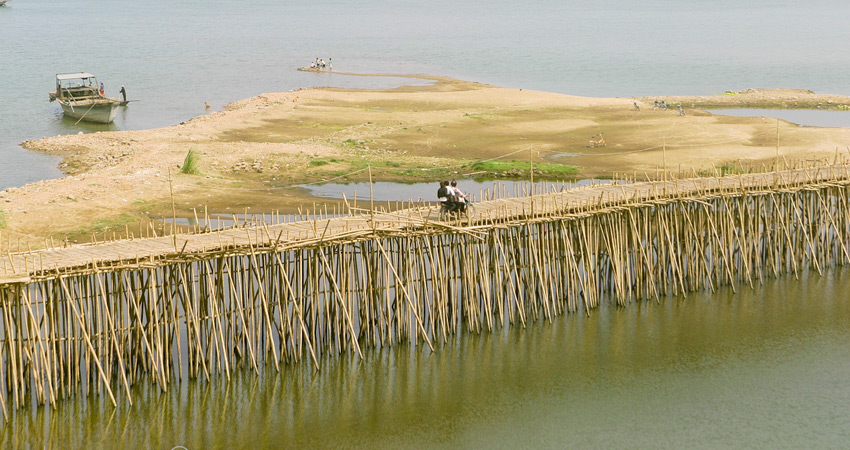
437, 180, 469, 213
309, 57, 332, 70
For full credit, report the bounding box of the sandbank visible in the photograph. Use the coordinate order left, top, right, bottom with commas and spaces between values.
4, 75, 850, 248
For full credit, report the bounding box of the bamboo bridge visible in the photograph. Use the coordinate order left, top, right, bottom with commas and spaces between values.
2, 163, 850, 418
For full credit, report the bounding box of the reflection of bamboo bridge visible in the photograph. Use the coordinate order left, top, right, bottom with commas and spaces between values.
2, 164, 850, 417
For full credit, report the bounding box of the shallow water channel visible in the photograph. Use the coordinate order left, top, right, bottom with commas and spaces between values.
3, 267, 849, 448
709, 109, 850, 128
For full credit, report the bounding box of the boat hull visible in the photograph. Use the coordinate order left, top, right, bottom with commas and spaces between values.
59, 100, 120, 124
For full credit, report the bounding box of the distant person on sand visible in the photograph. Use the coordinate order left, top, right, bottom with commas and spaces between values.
119, 85, 127, 102
633, 101, 640, 111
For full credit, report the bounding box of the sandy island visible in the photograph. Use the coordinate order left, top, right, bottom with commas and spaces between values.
3, 75, 850, 248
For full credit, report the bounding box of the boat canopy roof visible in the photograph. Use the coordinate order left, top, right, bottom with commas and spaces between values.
56, 72, 96, 81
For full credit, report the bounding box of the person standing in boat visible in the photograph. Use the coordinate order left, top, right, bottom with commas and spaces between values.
99, 82, 105, 96
119, 85, 127, 102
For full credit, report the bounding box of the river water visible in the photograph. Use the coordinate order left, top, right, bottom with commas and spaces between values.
4, 0, 850, 189
2, 0, 850, 447
4, 269, 849, 449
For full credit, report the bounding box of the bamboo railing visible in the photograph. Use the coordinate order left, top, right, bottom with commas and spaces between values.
1, 162, 850, 418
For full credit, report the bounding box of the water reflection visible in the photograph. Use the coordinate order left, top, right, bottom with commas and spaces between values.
4, 268, 849, 448
57, 111, 121, 133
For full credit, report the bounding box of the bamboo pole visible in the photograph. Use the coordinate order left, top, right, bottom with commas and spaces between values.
58, 277, 117, 407
4, 163, 850, 412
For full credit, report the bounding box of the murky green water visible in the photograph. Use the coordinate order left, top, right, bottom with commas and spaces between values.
4, 268, 849, 449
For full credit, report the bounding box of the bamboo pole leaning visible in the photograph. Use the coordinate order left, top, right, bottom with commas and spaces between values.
1, 169, 850, 417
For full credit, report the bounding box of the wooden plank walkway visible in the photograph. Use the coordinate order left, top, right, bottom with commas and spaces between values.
3, 164, 850, 284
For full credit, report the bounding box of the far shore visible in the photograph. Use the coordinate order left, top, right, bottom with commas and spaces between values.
3, 75, 850, 248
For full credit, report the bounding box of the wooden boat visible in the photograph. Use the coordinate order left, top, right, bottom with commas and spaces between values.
49, 72, 121, 124
0, 1, 8, 7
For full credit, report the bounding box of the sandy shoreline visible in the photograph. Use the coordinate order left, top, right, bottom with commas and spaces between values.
639, 88, 850, 110
3, 76, 850, 248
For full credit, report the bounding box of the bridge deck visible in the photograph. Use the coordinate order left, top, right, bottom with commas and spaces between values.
3, 165, 849, 284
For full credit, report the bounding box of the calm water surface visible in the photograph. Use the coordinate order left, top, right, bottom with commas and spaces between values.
709, 109, 850, 128
3, 269, 849, 448
4, 0, 850, 188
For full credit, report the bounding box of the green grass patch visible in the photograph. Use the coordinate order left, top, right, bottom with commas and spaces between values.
341, 139, 362, 148
697, 162, 743, 177
298, 155, 579, 182
716, 162, 742, 175
470, 160, 579, 177
86, 213, 137, 233
463, 113, 491, 120
308, 157, 347, 168
181, 149, 202, 175
384, 167, 452, 178
313, 157, 412, 171
131, 199, 155, 213
302, 156, 451, 181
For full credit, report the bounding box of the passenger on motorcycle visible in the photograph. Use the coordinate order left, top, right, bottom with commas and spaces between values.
437, 180, 465, 213
450, 180, 469, 205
